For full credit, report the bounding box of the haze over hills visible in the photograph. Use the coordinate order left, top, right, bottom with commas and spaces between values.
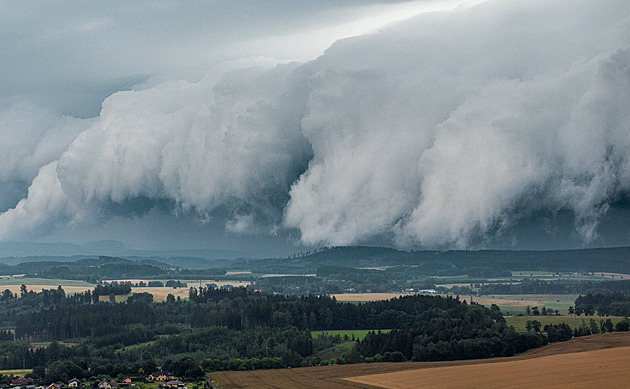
3, 245, 630, 276
0, 240, 249, 261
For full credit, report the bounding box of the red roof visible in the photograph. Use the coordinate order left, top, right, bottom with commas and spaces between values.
11, 379, 33, 385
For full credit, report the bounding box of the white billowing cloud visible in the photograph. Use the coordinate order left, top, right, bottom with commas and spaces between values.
0, 0, 629, 249
285, 0, 630, 247
0, 64, 311, 239
0, 162, 81, 239
0, 102, 87, 183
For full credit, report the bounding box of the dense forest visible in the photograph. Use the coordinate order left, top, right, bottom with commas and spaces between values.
2, 285, 630, 384
0, 288, 530, 375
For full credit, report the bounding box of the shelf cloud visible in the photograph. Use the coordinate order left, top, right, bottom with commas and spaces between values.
0, 0, 628, 250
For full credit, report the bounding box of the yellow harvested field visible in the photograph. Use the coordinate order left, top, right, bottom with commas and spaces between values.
213, 333, 630, 389
1, 285, 94, 295
346, 346, 630, 388
331, 293, 410, 302
131, 281, 251, 301
0, 369, 31, 377
0, 278, 96, 295
132, 287, 189, 301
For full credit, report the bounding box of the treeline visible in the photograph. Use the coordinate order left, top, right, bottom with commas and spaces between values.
478, 279, 630, 295
353, 316, 630, 363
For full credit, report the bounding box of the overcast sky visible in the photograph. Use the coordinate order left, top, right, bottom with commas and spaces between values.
1, 0, 629, 257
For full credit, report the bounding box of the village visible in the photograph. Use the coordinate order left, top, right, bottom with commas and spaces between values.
1, 371, 205, 389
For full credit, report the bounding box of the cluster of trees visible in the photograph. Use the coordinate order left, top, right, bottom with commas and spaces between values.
92, 283, 132, 299
350, 304, 546, 362
574, 292, 630, 316
530, 318, 630, 338
353, 315, 630, 364
525, 306, 559, 316
0, 373, 16, 385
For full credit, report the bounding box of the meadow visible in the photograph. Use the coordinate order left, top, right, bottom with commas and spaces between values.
472, 294, 579, 316
506, 315, 626, 331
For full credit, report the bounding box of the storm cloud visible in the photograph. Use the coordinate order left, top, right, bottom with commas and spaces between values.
0, 0, 629, 250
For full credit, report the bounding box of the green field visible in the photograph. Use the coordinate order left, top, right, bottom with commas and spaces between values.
506, 315, 627, 331
311, 329, 391, 340
471, 294, 579, 316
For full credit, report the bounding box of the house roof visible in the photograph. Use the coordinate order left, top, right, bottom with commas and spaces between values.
11, 379, 33, 385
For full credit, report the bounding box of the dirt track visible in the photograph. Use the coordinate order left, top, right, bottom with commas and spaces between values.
211, 333, 630, 388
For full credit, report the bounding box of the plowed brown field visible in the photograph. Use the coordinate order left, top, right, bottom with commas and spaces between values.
211, 333, 630, 388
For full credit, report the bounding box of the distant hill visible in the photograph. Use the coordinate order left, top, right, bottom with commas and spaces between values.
238, 246, 630, 275
2, 245, 630, 280
0, 240, 249, 260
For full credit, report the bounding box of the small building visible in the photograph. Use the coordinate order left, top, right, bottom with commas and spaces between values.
120, 379, 132, 384
97, 381, 117, 389
149, 372, 174, 382
46, 384, 61, 389
166, 381, 184, 388
68, 379, 81, 388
